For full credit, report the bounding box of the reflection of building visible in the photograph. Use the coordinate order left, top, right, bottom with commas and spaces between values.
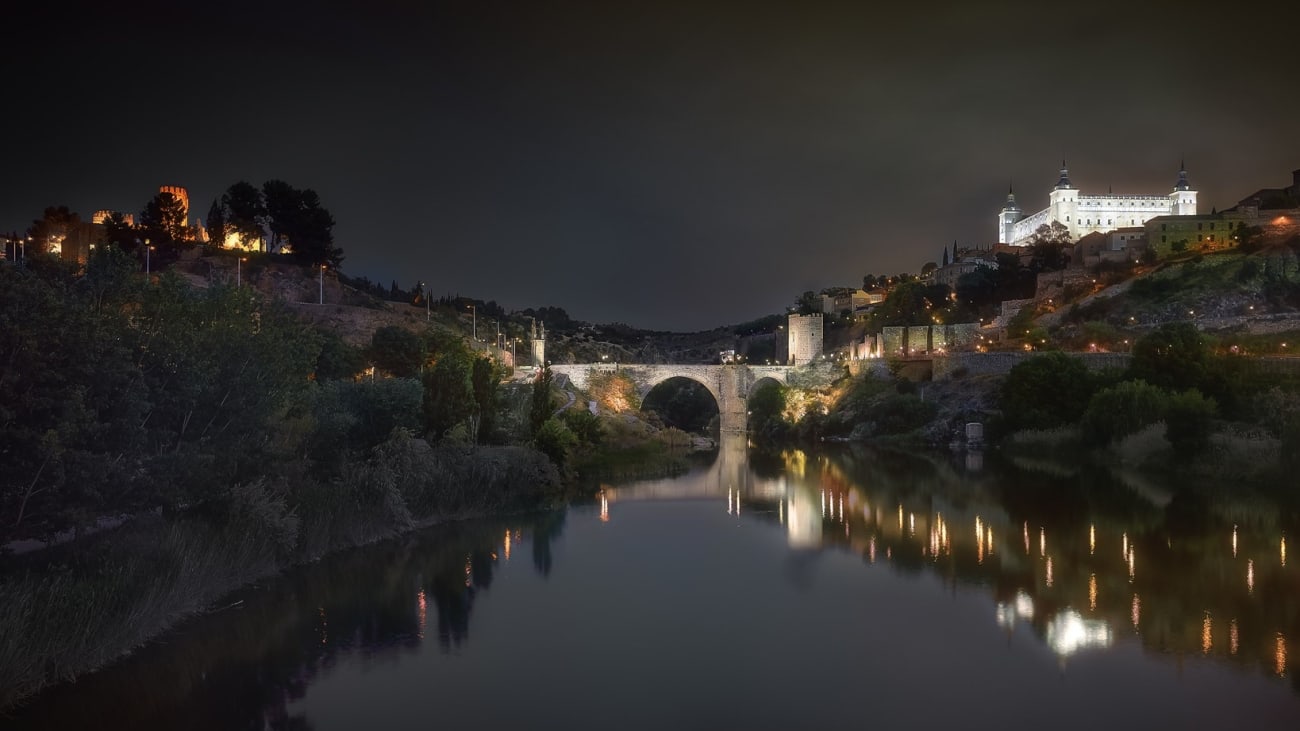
999, 162, 1197, 245
787, 313, 822, 365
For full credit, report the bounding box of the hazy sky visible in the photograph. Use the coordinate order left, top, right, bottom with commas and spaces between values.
4, 1, 1297, 330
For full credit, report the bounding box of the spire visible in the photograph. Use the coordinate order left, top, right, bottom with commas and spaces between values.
1174, 159, 1191, 191
1003, 180, 1019, 210
1056, 159, 1072, 189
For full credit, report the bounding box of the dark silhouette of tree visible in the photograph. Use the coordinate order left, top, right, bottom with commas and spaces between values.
139, 191, 190, 255
206, 199, 226, 248
222, 181, 266, 250
101, 211, 138, 253
26, 206, 80, 256
1027, 222, 1072, 272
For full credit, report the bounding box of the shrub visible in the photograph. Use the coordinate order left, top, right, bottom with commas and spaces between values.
534, 417, 578, 467
865, 394, 937, 435
1081, 380, 1167, 446
1000, 352, 1097, 430
1164, 389, 1217, 457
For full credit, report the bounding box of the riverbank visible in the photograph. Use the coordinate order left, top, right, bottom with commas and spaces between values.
0, 439, 564, 712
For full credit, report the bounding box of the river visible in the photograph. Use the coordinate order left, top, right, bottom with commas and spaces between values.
6, 436, 1299, 729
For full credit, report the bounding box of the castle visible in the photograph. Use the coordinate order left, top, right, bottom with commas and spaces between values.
999, 162, 1197, 245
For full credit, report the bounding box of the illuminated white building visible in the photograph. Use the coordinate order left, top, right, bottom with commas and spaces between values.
999, 162, 1197, 245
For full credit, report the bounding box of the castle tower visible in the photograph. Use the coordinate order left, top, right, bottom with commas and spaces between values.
530, 319, 546, 367
1047, 160, 1078, 238
997, 183, 1020, 244
1169, 161, 1197, 215
159, 185, 190, 227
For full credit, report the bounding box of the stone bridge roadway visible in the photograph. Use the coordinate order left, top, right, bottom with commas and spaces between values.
539, 363, 835, 433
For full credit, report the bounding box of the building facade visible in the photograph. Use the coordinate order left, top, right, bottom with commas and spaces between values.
999, 163, 1197, 245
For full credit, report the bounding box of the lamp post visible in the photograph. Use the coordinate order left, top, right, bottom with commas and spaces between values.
496, 320, 501, 350
145, 240, 153, 275
319, 264, 325, 304
237, 257, 245, 287
468, 304, 476, 342
424, 281, 430, 322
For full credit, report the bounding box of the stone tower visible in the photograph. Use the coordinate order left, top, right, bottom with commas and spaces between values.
1169, 161, 1197, 215
997, 183, 1020, 244
530, 318, 546, 367
1047, 160, 1078, 238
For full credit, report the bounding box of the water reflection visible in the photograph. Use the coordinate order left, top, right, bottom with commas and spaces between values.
600, 435, 1300, 685
8, 436, 1300, 729
7, 515, 570, 730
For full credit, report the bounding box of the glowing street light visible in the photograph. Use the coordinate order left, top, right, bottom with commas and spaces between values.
467, 304, 477, 341
319, 264, 326, 304
237, 256, 246, 287
145, 239, 153, 274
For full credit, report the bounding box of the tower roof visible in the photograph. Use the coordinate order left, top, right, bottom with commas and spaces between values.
1055, 160, 1072, 189
1174, 162, 1192, 191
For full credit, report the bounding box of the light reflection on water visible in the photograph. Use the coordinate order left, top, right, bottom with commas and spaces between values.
7, 437, 1300, 730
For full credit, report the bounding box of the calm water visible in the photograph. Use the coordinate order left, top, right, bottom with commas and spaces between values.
8, 437, 1300, 729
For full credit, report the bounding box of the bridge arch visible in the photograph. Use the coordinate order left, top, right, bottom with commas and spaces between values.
640, 375, 722, 434
542, 363, 807, 434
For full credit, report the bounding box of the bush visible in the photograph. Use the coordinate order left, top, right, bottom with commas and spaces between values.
1164, 389, 1217, 457
1000, 352, 1097, 430
561, 409, 604, 446
534, 418, 578, 467
865, 394, 937, 435
1081, 380, 1167, 446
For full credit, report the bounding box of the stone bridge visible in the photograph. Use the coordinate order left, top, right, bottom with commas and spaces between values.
541, 363, 837, 433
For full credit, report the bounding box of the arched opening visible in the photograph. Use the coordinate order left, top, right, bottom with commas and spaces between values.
746, 377, 787, 443
641, 377, 720, 435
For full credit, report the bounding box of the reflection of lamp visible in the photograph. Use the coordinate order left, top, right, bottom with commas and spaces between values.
1045, 610, 1113, 657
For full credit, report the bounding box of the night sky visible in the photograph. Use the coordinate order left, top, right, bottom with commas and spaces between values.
5, 1, 1297, 330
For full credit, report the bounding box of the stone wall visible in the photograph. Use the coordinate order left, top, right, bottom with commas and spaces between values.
932, 351, 1131, 379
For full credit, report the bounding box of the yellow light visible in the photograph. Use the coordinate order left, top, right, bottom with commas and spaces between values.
1089, 573, 1097, 610
1202, 612, 1212, 655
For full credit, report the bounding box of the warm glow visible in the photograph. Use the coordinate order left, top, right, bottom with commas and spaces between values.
1283, 536, 1288, 567
1230, 619, 1239, 655
1089, 524, 1095, 555
600, 491, 609, 522
503, 530, 512, 561
1045, 556, 1053, 587
1039, 527, 1046, 557
1247, 559, 1254, 594
1277, 634, 1287, 677
1202, 612, 1212, 655
1089, 573, 1097, 611
1128, 547, 1136, 582
417, 589, 427, 640
1131, 594, 1141, 628
1233, 525, 1238, 558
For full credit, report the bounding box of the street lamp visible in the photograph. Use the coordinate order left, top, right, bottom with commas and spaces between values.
237, 257, 246, 287
319, 264, 325, 304
467, 304, 477, 341
145, 240, 153, 275
425, 281, 430, 322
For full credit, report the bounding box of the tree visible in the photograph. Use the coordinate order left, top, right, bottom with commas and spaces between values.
368, 326, 426, 378
138, 191, 190, 254
470, 356, 500, 442
221, 181, 266, 250
1080, 380, 1167, 446
1164, 389, 1217, 457
422, 346, 474, 439
26, 206, 80, 256
260, 181, 341, 265
101, 211, 138, 253
955, 267, 998, 309
747, 381, 788, 445
1000, 352, 1098, 431
1027, 222, 1072, 272
529, 363, 556, 437
206, 199, 226, 248
794, 290, 820, 315
1128, 323, 1209, 393
922, 261, 939, 276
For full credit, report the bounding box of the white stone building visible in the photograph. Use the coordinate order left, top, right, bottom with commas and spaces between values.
999, 162, 1196, 245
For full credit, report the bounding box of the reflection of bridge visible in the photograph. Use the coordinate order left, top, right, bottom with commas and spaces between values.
547, 363, 827, 433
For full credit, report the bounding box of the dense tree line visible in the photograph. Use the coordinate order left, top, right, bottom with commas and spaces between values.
0, 251, 522, 544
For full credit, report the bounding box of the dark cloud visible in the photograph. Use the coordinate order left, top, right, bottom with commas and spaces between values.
4, 1, 1296, 330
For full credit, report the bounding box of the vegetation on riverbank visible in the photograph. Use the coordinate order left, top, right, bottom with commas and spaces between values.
0, 251, 573, 710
